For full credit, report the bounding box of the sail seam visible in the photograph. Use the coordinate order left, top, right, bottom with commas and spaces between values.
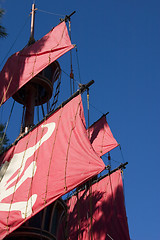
24, 123, 43, 218
100, 123, 105, 155
50, 23, 67, 51
44, 106, 63, 205
6, 132, 31, 232
64, 95, 81, 191
32, 54, 37, 77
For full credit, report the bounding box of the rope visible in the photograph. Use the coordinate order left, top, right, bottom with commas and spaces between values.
64, 95, 81, 190
69, 19, 75, 95
31, 54, 37, 77
75, 46, 82, 84
24, 123, 44, 218
87, 88, 90, 129
36, 9, 65, 17
44, 106, 63, 204
0, 104, 3, 122
119, 144, 125, 163
100, 120, 105, 156
107, 233, 114, 240
50, 73, 62, 112
0, 100, 15, 147
0, 14, 30, 68
61, 69, 80, 86
41, 104, 45, 118
0, 76, 13, 107
89, 102, 104, 115
7, 132, 32, 230
20, 106, 25, 134
103, 154, 122, 164
37, 105, 40, 123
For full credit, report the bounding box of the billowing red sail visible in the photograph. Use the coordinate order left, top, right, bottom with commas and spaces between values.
0, 95, 105, 239
88, 115, 119, 156
0, 21, 74, 105
67, 170, 130, 240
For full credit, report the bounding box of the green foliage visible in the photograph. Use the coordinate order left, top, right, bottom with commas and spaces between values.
0, 123, 9, 154
0, 8, 7, 38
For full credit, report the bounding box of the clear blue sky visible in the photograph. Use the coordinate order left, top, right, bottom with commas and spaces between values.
0, 0, 160, 239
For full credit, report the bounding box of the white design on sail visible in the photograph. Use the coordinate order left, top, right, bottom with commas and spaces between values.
0, 122, 55, 218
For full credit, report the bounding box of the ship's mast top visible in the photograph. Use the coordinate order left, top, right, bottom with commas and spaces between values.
28, 3, 36, 45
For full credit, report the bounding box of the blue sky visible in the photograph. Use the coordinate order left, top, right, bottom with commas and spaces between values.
0, 0, 160, 239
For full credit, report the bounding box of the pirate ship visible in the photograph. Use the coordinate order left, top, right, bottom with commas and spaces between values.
0, 4, 130, 240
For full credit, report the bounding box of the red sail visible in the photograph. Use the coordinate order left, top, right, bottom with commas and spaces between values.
0, 21, 74, 105
87, 115, 119, 156
0, 95, 105, 239
67, 170, 130, 240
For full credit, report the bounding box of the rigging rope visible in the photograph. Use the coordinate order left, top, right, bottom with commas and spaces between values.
119, 144, 125, 163
64, 96, 82, 191
0, 100, 15, 147
25, 125, 44, 218
6, 132, 32, 229
61, 69, 80, 86
0, 14, 30, 68
44, 106, 63, 203
89, 102, 104, 115
68, 19, 74, 95
37, 105, 40, 123
20, 105, 26, 134
50, 73, 62, 112
0, 104, 4, 123
47, 101, 50, 114
36, 9, 65, 17
41, 104, 45, 118
75, 46, 82, 84
103, 154, 122, 164
108, 152, 111, 172
119, 146, 127, 208
87, 88, 90, 129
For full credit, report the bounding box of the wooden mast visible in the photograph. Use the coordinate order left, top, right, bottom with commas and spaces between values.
29, 3, 36, 45
24, 3, 36, 132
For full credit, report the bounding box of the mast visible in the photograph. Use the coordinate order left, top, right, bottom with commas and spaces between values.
12, 3, 61, 133
29, 3, 36, 45
24, 3, 36, 132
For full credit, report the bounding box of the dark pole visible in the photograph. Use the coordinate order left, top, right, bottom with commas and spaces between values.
24, 3, 36, 132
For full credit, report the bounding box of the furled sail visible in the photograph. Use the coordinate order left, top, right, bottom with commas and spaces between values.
0, 21, 74, 105
66, 169, 130, 240
88, 115, 119, 157
0, 95, 105, 239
